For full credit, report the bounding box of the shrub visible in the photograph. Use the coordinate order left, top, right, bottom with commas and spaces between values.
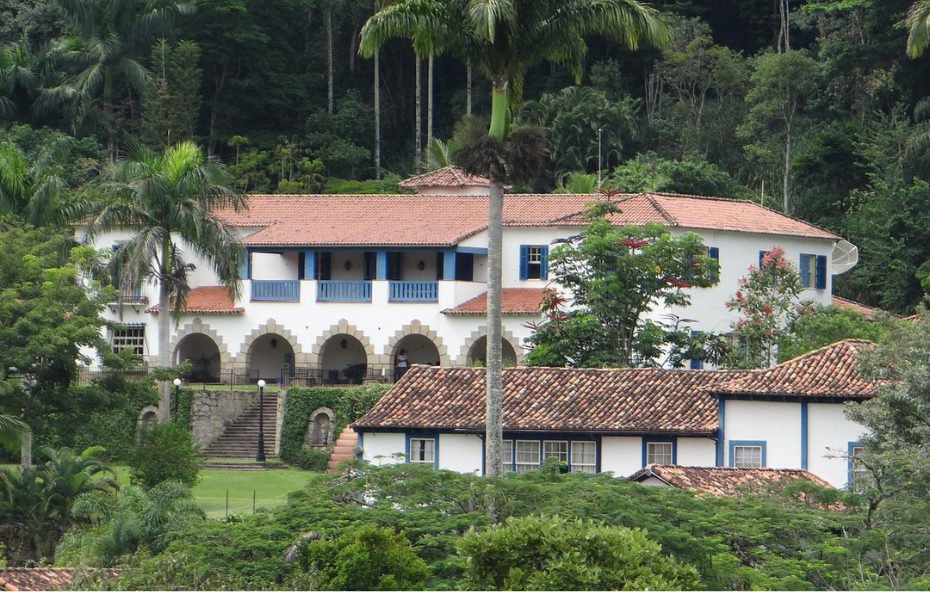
456, 515, 700, 591
294, 525, 429, 591
127, 422, 201, 489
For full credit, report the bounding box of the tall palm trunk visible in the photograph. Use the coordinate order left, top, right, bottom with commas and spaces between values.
466, 66, 472, 116
374, 24, 380, 179
415, 55, 422, 164
157, 240, 172, 421
104, 65, 115, 163
326, 1, 334, 114
427, 55, 434, 149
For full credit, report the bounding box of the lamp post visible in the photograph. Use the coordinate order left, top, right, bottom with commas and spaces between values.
256, 379, 266, 462
172, 378, 181, 422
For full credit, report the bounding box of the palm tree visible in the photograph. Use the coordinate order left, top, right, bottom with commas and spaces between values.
46, 0, 193, 160
84, 141, 245, 420
909, 0, 930, 57
361, 0, 669, 479
420, 137, 458, 171
0, 136, 78, 227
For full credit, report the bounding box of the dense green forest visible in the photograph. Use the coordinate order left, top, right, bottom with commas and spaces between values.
3, 0, 930, 313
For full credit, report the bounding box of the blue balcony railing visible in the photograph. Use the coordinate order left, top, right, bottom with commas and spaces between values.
317, 280, 372, 302
389, 281, 438, 302
251, 280, 300, 301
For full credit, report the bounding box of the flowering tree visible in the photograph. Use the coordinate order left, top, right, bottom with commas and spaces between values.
725, 246, 803, 368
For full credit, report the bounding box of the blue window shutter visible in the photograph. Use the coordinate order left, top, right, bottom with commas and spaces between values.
815, 255, 828, 289
363, 252, 374, 281
799, 254, 811, 288
318, 252, 331, 280
690, 330, 704, 369
540, 246, 549, 280
519, 245, 529, 280
759, 250, 767, 267
708, 247, 720, 282
297, 252, 306, 280
238, 250, 251, 280
436, 252, 444, 280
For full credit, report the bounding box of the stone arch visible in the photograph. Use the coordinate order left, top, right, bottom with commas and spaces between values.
458, 326, 524, 366
310, 319, 375, 368
237, 319, 305, 369
137, 405, 159, 434
171, 319, 232, 381
383, 320, 450, 367
306, 407, 336, 447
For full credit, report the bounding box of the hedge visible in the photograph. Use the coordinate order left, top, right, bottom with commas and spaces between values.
279, 384, 390, 470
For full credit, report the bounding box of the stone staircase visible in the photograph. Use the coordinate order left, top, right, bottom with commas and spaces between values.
202, 393, 279, 460
326, 425, 359, 472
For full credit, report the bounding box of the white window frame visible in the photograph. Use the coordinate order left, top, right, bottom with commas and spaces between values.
515, 440, 540, 473
527, 246, 543, 279
502, 439, 514, 472
850, 445, 868, 492
111, 325, 145, 356
646, 441, 674, 466
543, 440, 568, 463
732, 445, 763, 468
570, 441, 596, 473
408, 438, 435, 464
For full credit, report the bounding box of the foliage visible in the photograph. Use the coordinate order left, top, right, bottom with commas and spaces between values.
609, 151, 745, 198
323, 173, 407, 194
457, 515, 699, 591
279, 384, 389, 470
127, 421, 200, 489
0, 446, 117, 565
293, 524, 429, 591
525, 199, 719, 367
141, 39, 203, 151
777, 304, 893, 362
56, 480, 205, 567
725, 246, 804, 368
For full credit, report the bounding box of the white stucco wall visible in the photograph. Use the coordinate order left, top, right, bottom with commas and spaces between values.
251, 252, 298, 280
724, 400, 802, 469
438, 433, 483, 473
360, 432, 405, 465
600, 436, 643, 476
808, 402, 868, 488
677, 437, 716, 466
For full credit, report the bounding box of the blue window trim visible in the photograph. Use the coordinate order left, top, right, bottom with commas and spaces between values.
729, 440, 767, 468
847, 441, 863, 487
800, 402, 809, 470
799, 253, 812, 288
716, 398, 725, 466
405, 431, 439, 469
496, 434, 599, 474
759, 250, 769, 267
642, 436, 678, 467
815, 255, 828, 289
690, 330, 704, 369
708, 246, 720, 282
456, 246, 488, 255
519, 245, 549, 280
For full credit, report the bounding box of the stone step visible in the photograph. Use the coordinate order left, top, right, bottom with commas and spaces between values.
201, 461, 283, 470
326, 426, 359, 473
203, 395, 280, 460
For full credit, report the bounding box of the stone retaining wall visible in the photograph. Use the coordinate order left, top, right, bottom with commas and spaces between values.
190, 390, 258, 448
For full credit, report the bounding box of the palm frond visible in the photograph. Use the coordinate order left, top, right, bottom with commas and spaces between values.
908, 0, 930, 57
0, 413, 30, 451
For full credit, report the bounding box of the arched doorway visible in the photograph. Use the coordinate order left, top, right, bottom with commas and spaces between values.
176, 333, 221, 383
467, 336, 518, 367
248, 333, 296, 383
392, 334, 440, 380
320, 334, 367, 384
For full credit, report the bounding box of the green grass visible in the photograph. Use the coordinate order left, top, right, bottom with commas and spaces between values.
5, 464, 321, 520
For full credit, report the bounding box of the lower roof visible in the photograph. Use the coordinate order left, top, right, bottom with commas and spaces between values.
145, 286, 244, 315
628, 465, 832, 497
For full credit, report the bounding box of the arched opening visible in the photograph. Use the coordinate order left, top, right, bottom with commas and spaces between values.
307, 407, 335, 447
467, 336, 518, 367
176, 333, 221, 383
320, 334, 367, 384
392, 334, 440, 380
139, 410, 158, 431
248, 333, 296, 383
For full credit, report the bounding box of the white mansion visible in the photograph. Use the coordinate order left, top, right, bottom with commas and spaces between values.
82, 168, 855, 385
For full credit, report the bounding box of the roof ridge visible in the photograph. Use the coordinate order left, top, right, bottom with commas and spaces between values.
647, 192, 836, 234
639, 193, 677, 226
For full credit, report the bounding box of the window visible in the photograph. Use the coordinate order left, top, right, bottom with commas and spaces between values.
408, 438, 435, 464
759, 250, 769, 267
111, 325, 145, 356
515, 440, 540, 473
730, 442, 765, 468
315, 252, 332, 280
502, 440, 513, 472
519, 245, 548, 280
690, 330, 704, 370
799, 253, 827, 289
543, 440, 568, 463
849, 443, 868, 492
645, 441, 674, 465
571, 441, 596, 473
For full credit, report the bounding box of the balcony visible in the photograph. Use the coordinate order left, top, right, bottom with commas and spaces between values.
389, 281, 438, 302
317, 280, 372, 302
252, 280, 300, 301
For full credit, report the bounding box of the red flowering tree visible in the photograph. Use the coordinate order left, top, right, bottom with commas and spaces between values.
725, 246, 803, 368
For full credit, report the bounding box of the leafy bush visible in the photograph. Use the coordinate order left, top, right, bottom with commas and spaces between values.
323, 174, 408, 194
279, 384, 389, 470
293, 525, 429, 590
456, 515, 699, 591
127, 422, 200, 489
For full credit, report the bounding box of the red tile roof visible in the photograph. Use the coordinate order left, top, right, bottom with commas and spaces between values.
628, 465, 832, 497
355, 366, 748, 434
146, 286, 244, 314
0, 568, 121, 591
709, 339, 876, 399
443, 288, 550, 315
215, 192, 840, 247
397, 166, 491, 189
832, 296, 883, 318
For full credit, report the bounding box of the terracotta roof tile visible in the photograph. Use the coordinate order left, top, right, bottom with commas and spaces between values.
216, 192, 840, 247
710, 339, 876, 399
443, 288, 550, 315
355, 366, 748, 434
629, 465, 832, 497
0, 568, 121, 591
146, 286, 244, 314
832, 296, 884, 318
397, 166, 491, 188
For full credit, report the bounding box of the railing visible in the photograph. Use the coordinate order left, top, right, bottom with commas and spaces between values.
251, 280, 300, 301
317, 280, 372, 302
286, 365, 395, 387
75, 364, 150, 384
389, 281, 438, 302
